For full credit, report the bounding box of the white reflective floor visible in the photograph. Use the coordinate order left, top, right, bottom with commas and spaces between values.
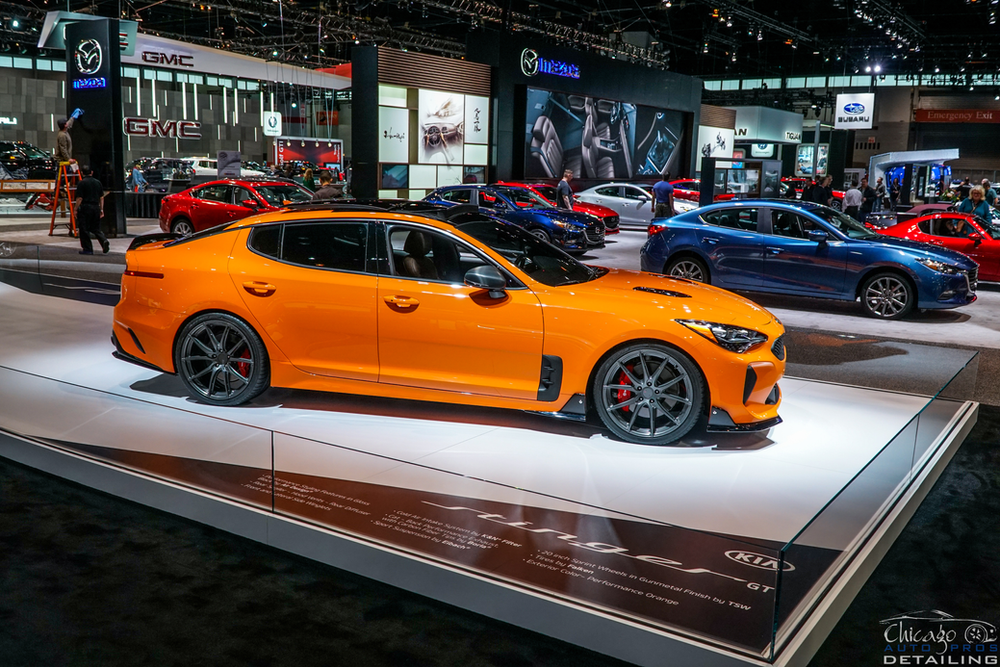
0, 282, 945, 546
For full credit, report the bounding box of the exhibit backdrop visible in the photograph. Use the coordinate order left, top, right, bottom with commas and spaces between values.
696, 125, 735, 171
796, 144, 829, 177
274, 137, 343, 171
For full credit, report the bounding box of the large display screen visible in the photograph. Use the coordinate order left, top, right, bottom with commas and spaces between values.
795, 144, 829, 177
524, 87, 686, 180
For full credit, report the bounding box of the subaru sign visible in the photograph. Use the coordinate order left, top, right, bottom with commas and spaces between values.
835, 93, 875, 129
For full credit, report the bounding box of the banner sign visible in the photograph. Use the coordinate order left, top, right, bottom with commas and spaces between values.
914, 109, 1000, 124
834, 93, 875, 129
262, 111, 282, 137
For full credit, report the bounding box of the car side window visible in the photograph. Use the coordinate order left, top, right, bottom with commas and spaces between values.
248, 225, 281, 258
595, 186, 619, 197
702, 208, 758, 231
769, 211, 811, 238
194, 185, 230, 203
440, 189, 472, 203
281, 222, 368, 272
387, 225, 492, 284
622, 187, 649, 201
234, 187, 256, 206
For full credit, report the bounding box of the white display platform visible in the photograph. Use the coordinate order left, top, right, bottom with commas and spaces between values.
0, 282, 978, 666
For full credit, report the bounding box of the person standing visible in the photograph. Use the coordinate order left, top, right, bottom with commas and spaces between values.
74, 165, 109, 255
890, 178, 901, 210
874, 177, 886, 212
55, 117, 76, 218
860, 177, 877, 219
843, 181, 862, 221
128, 163, 148, 193
981, 179, 997, 208
957, 177, 972, 201
813, 175, 832, 205
303, 167, 315, 192
556, 169, 574, 210
310, 172, 342, 201
957, 186, 991, 221
651, 172, 675, 218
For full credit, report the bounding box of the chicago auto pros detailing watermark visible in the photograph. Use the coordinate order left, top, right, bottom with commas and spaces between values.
881, 610, 998, 664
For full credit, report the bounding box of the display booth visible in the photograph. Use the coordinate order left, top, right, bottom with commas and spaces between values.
0, 255, 979, 666
869, 149, 961, 206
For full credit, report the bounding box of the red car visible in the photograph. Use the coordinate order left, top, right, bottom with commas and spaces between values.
158, 178, 313, 235
495, 181, 620, 233
669, 179, 735, 203
878, 212, 998, 281
782, 177, 845, 210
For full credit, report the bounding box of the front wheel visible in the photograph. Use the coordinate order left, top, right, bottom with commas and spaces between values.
861, 272, 914, 319
592, 343, 704, 445
666, 256, 709, 283
175, 312, 270, 406
529, 228, 552, 244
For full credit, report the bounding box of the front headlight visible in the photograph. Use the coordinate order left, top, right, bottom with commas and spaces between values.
917, 258, 961, 274
553, 221, 583, 231
676, 319, 769, 353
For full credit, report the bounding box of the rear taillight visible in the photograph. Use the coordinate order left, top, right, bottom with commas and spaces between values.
648, 222, 669, 236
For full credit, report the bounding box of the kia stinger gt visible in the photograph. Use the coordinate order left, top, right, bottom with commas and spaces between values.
425, 184, 606, 251
114, 207, 786, 445
158, 179, 313, 235
877, 212, 1000, 281
495, 181, 620, 234
640, 201, 977, 319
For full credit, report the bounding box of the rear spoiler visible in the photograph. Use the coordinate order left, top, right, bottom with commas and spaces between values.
128, 233, 182, 250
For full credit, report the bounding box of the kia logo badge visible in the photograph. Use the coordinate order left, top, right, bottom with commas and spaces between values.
843, 102, 866, 115
725, 550, 795, 572
74, 38, 103, 76
521, 48, 539, 77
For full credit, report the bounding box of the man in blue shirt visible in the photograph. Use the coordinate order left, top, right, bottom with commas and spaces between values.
555, 170, 574, 209
652, 172, 674, 218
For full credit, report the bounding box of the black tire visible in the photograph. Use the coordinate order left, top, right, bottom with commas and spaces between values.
174, 312, 270, 406
529, 228, 552, 244
666, 255, 709, 283
861, 271, 915, 319
171, 217, 194, 236
830, 199, 842, 211
592, 342, 704, 445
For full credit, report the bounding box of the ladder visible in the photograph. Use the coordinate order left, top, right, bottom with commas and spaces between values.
48, 162, 80, 237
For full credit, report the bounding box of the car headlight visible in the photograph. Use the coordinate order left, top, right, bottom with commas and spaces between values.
676, 319, 769, 353
917, 258, 962, 274
553, 221, 583, 230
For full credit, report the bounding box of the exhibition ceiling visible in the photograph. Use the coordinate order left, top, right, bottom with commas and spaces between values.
2, 0, 997, 80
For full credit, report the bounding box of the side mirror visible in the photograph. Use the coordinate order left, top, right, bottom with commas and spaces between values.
639, 195, 650, 202
969, 232, 983, 246
807, 229, 829, 244
241, 199, 259, 209
464, 265, 507, 299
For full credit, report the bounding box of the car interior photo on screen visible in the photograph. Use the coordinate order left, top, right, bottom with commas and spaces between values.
1, 9, 995, 667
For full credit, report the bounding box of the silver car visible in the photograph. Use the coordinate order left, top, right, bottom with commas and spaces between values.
575, 182, 696, 229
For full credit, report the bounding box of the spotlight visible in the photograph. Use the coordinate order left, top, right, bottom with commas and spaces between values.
11, 19, 19, 28
757, 30, 762, 41
291, 101, 297, 108
865, 65, 872, 72
874, 64, 881, 73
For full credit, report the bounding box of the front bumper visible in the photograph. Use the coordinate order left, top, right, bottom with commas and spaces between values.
917, 267, 978, 309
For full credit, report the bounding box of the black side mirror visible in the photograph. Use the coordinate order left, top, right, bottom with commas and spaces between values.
464, 265, 507, 299
807, 229, 829, 244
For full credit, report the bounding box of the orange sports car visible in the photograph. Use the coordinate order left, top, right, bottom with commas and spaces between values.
112, 205, 785, 445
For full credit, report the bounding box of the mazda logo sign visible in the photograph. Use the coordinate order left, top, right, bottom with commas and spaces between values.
521, 48, 539, 77
724, 550, 795, 572
74, 38, 103, 76
843, 102, 866, 115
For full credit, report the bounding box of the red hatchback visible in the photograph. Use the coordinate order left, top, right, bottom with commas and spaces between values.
878, 212, 998, 281
159, 178, 313, 235
496, 181, 620, 233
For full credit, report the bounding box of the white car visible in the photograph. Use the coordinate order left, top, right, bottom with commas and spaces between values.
575, 182, 694, 228
180, 157, 265, 177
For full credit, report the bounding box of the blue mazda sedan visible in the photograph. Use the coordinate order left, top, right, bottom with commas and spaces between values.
425, 184, 605, 252
640, 200, 978, 319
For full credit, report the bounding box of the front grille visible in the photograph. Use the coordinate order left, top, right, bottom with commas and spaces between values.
585, 220, 606, 244
605, 214, 620, 229
771, 334, 786, 361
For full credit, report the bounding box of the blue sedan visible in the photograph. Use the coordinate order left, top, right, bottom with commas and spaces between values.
425, 184, 605, 252
640, 200, 978, 319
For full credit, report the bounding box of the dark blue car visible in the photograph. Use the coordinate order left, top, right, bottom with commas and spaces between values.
640, 200, 978, 319
425, 185, 605, 252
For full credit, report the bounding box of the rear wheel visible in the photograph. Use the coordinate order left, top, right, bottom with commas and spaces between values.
861, 272, 914, 319
175, 312, 270, 406
171, 217, 194, 236
830, 199, 843, 211
666, 256, 709, 283
592, 343, 704, 445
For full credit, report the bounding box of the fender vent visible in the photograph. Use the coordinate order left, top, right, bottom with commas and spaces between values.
634, 286, 691, 298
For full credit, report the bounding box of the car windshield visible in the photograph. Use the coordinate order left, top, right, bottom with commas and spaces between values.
19, 144, 50, 160
492, 186, 554, 209
809, 206, 880, 239
532, 185, 558, 201
254, 184, 313, 206
455, 219, 601, 287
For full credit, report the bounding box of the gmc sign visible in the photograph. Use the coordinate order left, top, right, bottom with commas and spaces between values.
123, 117, 202, 139
141, 51, 194, 67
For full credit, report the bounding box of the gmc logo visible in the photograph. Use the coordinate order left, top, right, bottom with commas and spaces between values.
724, 550, 796, 572
141, 51, 194, 67
123, 117, 202, 139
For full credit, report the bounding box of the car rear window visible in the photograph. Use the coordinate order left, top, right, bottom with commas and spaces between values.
248, 225, 281, 258
281, 222, 368, 272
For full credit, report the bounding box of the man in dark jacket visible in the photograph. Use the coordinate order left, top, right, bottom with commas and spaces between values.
310, 171, 343, 200
859, 177, 878, 218
74, 165, 109, 255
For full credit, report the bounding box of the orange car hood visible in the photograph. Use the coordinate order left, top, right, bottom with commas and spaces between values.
559, 267, 777, 329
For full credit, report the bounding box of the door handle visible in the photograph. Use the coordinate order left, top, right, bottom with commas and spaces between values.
767, 247, 783, 255
703, 237, 719, 245
242, 281, 276, 297
384, 295, 419, 308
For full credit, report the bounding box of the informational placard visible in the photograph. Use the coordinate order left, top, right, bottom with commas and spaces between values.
834, 93, 875, 130
418, 89, 465, 165
217, 150, 240, 177
464, 95, 489, 145
750, 143, 774, 158
378, 106, 410, 164
262, 111, 282, 137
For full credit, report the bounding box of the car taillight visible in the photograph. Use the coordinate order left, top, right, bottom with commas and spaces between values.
648, 222, 669, 236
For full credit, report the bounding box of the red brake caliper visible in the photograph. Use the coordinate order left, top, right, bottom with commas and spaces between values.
236, 349, 251, 377
616, 366, 635, 413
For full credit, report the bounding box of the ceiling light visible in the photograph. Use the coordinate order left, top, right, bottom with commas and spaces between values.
874, 64, 882, 72
865, 65, 872, 72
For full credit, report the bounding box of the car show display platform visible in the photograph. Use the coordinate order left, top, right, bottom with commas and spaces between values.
0, 282, 979, 666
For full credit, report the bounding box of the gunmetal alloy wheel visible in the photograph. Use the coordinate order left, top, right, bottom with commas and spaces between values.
530, 228, 552, 244
666, 256, 708, 283
175, 313, 270, 406
592, 343, 704, 445
171, 218, 194, 236
861, 272, 914, 320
